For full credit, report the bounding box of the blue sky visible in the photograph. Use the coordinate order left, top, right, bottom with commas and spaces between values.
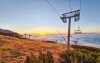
0, 0, 100, 34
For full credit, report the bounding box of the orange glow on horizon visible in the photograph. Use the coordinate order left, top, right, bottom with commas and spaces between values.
15, 28, 100, 35
16, 30, 70, 35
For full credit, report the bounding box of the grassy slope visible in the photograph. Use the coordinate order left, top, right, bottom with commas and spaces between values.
0, 35, 100, 63
0, 35, 67, 63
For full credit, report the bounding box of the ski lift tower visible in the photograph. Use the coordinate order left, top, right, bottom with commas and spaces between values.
60, 10, 80, 51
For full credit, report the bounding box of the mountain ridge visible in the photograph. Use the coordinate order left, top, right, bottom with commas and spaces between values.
0, 28, 21, 38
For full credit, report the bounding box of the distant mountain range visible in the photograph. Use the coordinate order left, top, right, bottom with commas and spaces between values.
0, 28, 22, 38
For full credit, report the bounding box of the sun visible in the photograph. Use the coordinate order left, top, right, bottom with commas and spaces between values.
41, 32, 45, 35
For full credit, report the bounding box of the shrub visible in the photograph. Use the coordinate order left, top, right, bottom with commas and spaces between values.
25, 51, 54, 63
97, 56, 100, 63
47, 51, 54, 63
38, 51, 48, 63
59, 50, 97, 63
24, 53, 38, 63
25, 45, 100, 63
24, 56, 31, 63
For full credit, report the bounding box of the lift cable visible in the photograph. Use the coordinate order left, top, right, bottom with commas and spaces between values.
57, 30, 66, 42
68, 0, 72, 11
80, 0, 81, 10
46, 0, 67, 42
46, 0, 60, 16
68, 0, 81, 11
77, 0, 81, 28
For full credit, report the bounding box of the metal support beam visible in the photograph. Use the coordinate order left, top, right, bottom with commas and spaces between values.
60, 10, 80, 51
67, 17, 71, 50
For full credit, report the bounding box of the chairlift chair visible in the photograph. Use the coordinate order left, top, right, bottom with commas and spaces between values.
74, 27, 82, 34
73, 40, 78, 45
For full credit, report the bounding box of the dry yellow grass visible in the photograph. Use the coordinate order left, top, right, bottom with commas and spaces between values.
0, 35, 69, 63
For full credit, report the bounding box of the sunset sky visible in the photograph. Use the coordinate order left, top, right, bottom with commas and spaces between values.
0, 0, 100, 34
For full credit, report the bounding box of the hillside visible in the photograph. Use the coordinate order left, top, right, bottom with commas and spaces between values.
0, 28, 21, 38
0, 35, 67, 63
0, 35, 100, 63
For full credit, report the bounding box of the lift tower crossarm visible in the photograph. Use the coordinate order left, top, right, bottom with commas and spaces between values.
64, 10, 80, 14
60, 10, 80, 51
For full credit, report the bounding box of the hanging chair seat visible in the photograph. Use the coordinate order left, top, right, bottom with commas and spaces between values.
74, 30, 82, 34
